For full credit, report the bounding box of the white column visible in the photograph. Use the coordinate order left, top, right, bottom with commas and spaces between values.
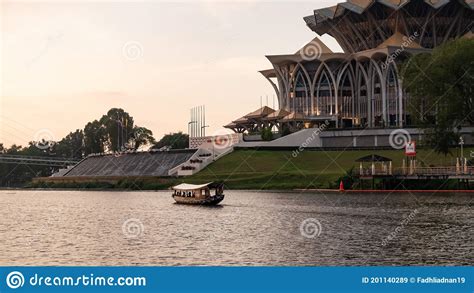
381, 69, 387, 127
398, 78, 404, 127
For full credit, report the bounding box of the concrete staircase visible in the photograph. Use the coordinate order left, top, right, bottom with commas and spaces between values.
168, 146, 234, 176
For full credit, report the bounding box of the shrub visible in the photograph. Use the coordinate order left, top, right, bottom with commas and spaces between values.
261, 127, 273, 141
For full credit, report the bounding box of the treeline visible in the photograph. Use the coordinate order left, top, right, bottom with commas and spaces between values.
0, 143, 59, 186
0, 108, 189, 186
55, 108, 156, 158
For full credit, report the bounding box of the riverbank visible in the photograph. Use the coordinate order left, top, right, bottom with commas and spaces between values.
29, 148, 473, 190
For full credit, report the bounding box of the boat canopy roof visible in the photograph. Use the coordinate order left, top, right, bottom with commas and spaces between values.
172, 182, 214, 191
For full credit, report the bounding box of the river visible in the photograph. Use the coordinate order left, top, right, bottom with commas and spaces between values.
0, 190, 472, 266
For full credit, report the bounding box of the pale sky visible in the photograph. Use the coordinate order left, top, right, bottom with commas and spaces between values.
0, 0, 342, 147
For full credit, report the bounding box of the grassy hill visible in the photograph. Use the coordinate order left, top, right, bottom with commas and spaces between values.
190, 148, 472, 190
31, 147, 473, 190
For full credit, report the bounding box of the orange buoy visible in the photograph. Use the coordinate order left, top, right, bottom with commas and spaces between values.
339, 180, 345, 192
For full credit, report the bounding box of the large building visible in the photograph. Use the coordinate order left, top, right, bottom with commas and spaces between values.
227, 0, 473, 134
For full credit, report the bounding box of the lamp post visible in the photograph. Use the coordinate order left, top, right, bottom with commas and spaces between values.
460, 136, 465, 174
201, 125, 209, 137
188, 121, 197, 137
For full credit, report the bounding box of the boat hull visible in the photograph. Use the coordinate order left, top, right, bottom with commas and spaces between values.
172, 194, 224, 205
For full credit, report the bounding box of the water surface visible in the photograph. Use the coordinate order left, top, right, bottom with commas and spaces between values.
0, 190, 472, 265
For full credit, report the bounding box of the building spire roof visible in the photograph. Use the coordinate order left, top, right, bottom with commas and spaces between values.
376, 31, 423, 49
295, 36, 333, 56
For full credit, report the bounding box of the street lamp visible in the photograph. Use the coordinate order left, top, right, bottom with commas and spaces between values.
201, 125, 209, 137
460, 136, 465, 174
188, 121, 197, 137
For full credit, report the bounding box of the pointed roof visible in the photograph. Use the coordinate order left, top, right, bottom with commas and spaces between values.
295, 36, 333, 56
312, 0, 470, 20
279, 112, 307, 122
377, 32, 423, 49
232, 116, 250, 124
377, 0, 411, 10
259, 69, 277, 78
262, 109, 292, 121
356, 154, 392, 162
224, 122, 237, 129
244, 106, 276, 119
339, 0, 374, 14
314, 5, 342, 19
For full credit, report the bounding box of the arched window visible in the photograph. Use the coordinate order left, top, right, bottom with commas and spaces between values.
315, 69, 335, 116
291, 70, 311, 114
357, 63, 369, 127
338, 68, 355, 122
371, 65, 384, 127
386, 64, 399, 126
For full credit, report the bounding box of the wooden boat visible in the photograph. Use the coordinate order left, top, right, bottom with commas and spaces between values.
171, 182, 225, 205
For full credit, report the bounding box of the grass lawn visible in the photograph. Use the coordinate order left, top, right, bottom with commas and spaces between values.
190, 148, 473, 190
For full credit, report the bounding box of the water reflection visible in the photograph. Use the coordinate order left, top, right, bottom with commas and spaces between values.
0, 190, 472, 266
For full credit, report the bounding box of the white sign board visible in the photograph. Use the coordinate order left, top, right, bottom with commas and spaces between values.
405, 141, 416, 156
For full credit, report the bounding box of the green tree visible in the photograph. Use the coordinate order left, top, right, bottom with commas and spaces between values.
54, 129, 85, 159
6, 144, 23, 154
84, 120, 107, 155
152, 132, 189, 150
130, 126, 155, 150
99, 108, 135, 152
0, 107, 156, 186
0, 143, 57, 186
401, 38, 474, 155
423, 127, 460, 156
261, 127, 273, 141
